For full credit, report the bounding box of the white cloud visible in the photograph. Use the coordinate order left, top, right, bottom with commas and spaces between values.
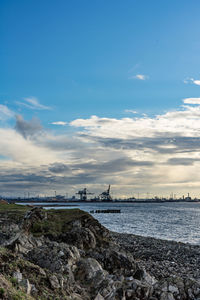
193, 80, 200, 86
16, 97, 51, 110
0, 128, 57, 165
129, 74, 148, 80
70, 104, 200, 139
0, 105, 14, 121
184, 77, 200, 86
124, 109, 138, 114
67, 103, 200, 196
51, 121, 67, 126
183, 98, 200, 105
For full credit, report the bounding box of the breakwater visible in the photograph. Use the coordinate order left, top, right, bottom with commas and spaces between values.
90, 209, 121, 213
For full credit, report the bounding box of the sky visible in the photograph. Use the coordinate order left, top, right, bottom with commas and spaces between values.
1, 0, 200, 198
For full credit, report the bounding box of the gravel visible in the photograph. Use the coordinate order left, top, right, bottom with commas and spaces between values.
111, 232, 200, 281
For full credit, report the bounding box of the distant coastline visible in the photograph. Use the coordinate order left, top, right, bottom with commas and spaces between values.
9, 198, 200, 204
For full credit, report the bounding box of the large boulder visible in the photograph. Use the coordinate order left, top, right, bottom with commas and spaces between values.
60, 227, 97, 250
4, 231, 44, 254
60, 214, 110, 248
88, 247, 138, 276
75, 258, 107, 284
27, 241, 80, 276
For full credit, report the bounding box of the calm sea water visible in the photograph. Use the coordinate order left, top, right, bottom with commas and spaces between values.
58, 202, 200, 245
21, 202, 200, 245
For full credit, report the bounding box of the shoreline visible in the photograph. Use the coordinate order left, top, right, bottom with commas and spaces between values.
1, 204, 200, 299
111, 231, 200, 281
10, 199, 200, 203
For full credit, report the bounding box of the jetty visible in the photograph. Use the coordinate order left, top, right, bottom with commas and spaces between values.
90, 209, 121, 214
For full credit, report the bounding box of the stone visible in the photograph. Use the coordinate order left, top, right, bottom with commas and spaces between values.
5, 231, 43, 254
95, 248, 137, 275
30, 284, 38, 296
94, 293, 105, 300
160, 282, 168, 292
58, 250, 65, 257
168, 284, 179, 294
194, 287, 200, 296
49, 275, 60, 289
39, 267, 46, 277
126, 289, 134, 297
71, 293, 84, 300
20, 279, 32, 295
75, 258, 106, 282
126, 276, 134, 281
160, 292, 175, 300
28, 242, 80, 274
61, 227, 97, 250
187, 288, 194, 298
12, 271, 22, 283
141, 269, 157, 285
3, 206, 200, 300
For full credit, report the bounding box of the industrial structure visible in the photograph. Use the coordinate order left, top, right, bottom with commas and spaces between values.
98, 185, 112, 201
76, 188, 94, 201
6, 184, 200, 204
76, 185, 112, 202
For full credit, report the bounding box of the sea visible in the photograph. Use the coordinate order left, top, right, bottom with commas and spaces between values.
20, 201, 200, 245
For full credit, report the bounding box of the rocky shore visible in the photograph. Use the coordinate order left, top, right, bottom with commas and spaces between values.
0, 204, 199, 299
111, 232, 200, 281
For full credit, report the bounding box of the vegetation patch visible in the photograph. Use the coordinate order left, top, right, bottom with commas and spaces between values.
0, 203, 30, 223
29, 208, 89, 237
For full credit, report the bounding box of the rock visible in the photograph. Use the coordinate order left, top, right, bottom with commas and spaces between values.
160, 292, 175, 300
49, 275, 60, 289
4, 231, 43, 254
71, 293, 84, 300
75, 258, 106, 283
94, 293, 105, 300
111, 231, 200, 282
12, 270, 22, 283
126, 289, 134, 298
30, 284, 38, 296
3, 207, 200, 300
187, 288, 194, 298
90, 248, 137, 276
28, 241, 80, 274
20, 279, 32, 295
61, 227, 97, 250
38, 267, 46, 277
58, 250, 65, 257
134, 268, 157, 285
168, 284, 179, 294
23, 207, 45, 225
61, 214, 110, 248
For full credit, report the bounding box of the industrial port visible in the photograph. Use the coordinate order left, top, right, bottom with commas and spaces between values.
2, 185, 200, 204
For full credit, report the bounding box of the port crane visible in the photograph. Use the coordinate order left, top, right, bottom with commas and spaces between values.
98, 185, 112, 201
76, 188, 94, 201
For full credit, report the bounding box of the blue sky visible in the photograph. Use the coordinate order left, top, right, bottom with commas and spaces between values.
2, 0, 200, 120
1, 1, 200, 197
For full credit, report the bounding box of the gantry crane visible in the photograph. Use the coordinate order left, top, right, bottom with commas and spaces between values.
98, 185, 112, 201
76, 188, 94, 201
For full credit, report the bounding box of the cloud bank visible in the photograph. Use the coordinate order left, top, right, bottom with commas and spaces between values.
183, 98, 200, 105
1, 100, 200, 198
